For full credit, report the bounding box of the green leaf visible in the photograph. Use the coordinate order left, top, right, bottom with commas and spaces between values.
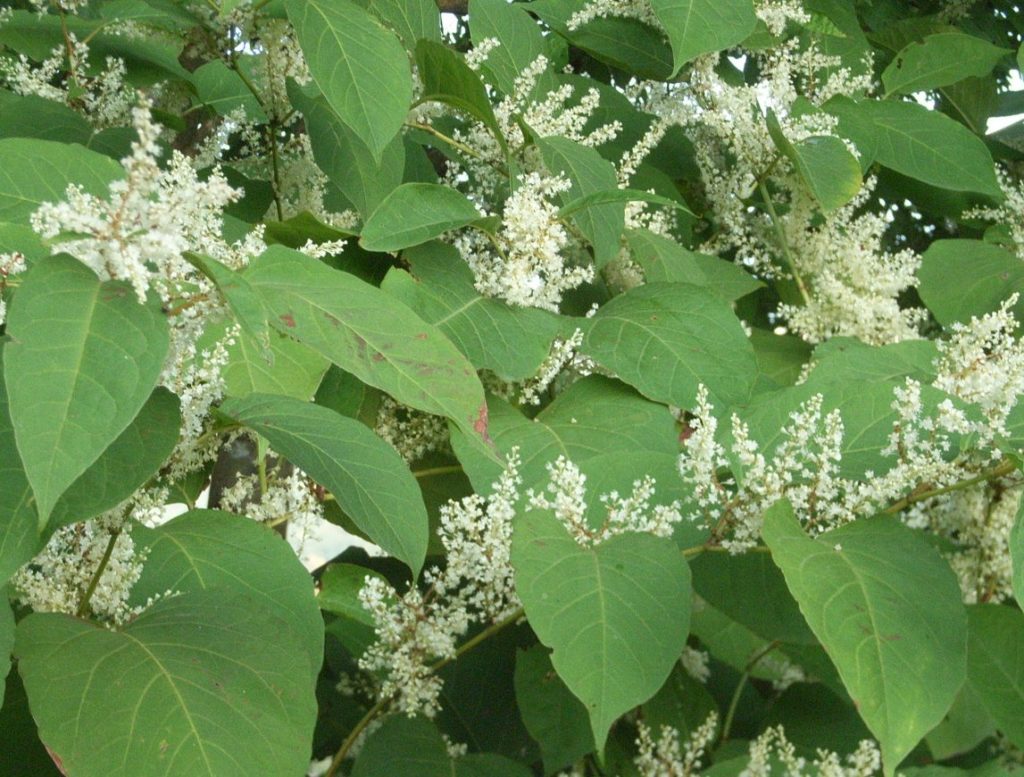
882, 33, 1010, 97
222, 330, 329, 401
380, 242, 561, 382
918, 240, 1024, 326
288, 82, 405, 219
130, 509, 323, 680
451, 376, 679, 493
285, 0, 412, 161
0, 593, 11, 707
626, 229, 764, 301
1012, 497, 1024, 612
650, 0, 757, 74
763, 501, 968, 775
582, 282, 758, 408
0, 351, 40, 586
221, 393, 428, 574
363, 0, 441, 49
512, 510, 692, 750
690, 550, 816, 644
965, 604, 1024, 750
766, 110, 861, 212
469, 0, 553, 96
514, 644, 592, 774
185, 252, 270, 352
825, 97, 1001, 198
537, 137, 623, 267
48, 388, 181, 531
415, 40, 504, 145
244, 246, 493, 457
352, 716, 449, 776
557, 187, 694, 219
16, 590, 318, 777
189, 61, 267, 122
360, 183, 482, 252
4, 256, 169, 524
0, 91, 93, 144
0, 138, 122, 224
530, 0, 674, 80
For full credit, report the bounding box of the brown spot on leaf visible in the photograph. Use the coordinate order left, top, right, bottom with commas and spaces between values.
414, 332, 428, 340
279, 313, 296, 328
473, 402, 491, 442
372, 352, 385, 362
45, 746, 68, 775
324, 311, 341, 327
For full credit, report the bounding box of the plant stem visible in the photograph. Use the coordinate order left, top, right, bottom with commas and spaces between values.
412, 464, 464, 479
430, 606, 524, 672
75, 529, 121, 618
324, 696, 390, 777
758, 180, 811, 306
718, 640, 781, 745
883, 458, 1017, 514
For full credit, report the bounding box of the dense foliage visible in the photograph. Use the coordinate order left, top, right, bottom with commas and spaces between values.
0, 0, 1023, 774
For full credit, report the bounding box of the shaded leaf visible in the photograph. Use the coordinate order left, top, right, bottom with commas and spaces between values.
221, 393, 428, 574
882, 33, 1010, 97
965, 604, 1024, 750
360, 183, 482, 252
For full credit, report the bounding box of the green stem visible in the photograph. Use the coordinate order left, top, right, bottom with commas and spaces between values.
324, 696, 390, 777
718, 640, 781, 745
429, 606, 524, 673
883, 458, 1017, 515
758, 180, 811, 306
75, 529, 121, 618
412, 464, 463, 480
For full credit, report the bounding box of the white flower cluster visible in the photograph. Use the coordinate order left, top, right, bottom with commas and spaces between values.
680, 645, 711, 683
0, 250, 27, 327
965, 169, 1024, 261
567, 0, 659, 32
13, 511, 144, 624
374, 395, 450, 464
528, 456, 686, 546
436, 52, 619, 311
0, 33, 135, 128
454, 171, 590, 312
741, 727, 881, 777
357, 452, 524, 717
634, 712, 719, 777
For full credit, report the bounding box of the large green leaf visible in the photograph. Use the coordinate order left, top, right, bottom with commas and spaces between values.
130, 510, 323, 680
222, 329, 329, 401
0, 91, 93, 144
243, 246, 494, 457
451, 376, 679, 492
511, 510, 692, 750
650, 0, 757, 74
766, 110, 861, 212
537, 137, 623, 267
0, 351, 40, 586
0, 138, 121, 224
763, 501, 968, 775
918, 239, 1024, 326
221, 394, 428, 574
359, 183, 482, 252
284, 0, 412, 161
881, 33, 1010, 97
48, 388, 181, 531
965, 604, 1024, 749
288, 83, 405, 219
582, 282, 757, 408
363, 0, 441, 49
415, 40, 503, 144
826, 97, 1001, 198
514, 644, 592, 774
352, 714, 533, 777
381, 242, 561, 382
3, 256, 169, 524
16, 591, 317, 777
469, 0, 554, 96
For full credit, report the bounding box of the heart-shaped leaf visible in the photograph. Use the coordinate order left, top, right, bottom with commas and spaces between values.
4, 256, 169, 524
511, 510, 692, 750
16, 590, 318, 777
764, 500, 967, 775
